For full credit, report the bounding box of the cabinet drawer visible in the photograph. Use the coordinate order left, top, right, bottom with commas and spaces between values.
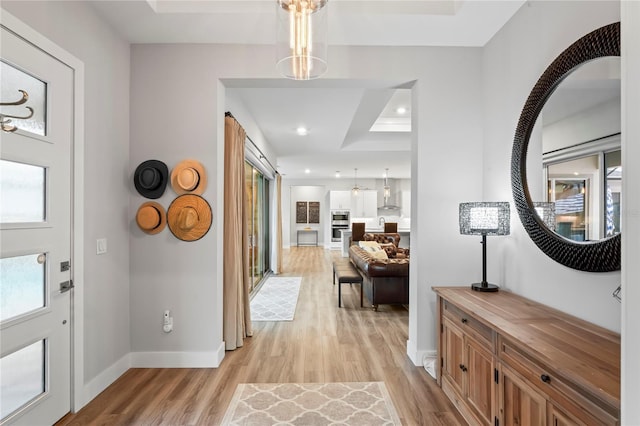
499, 337, 618, 425
443, 299, 493, 347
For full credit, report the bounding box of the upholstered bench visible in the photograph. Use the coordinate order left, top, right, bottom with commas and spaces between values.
332, 259, 364, 308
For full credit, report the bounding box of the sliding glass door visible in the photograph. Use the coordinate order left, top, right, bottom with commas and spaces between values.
245, 161, 271, 293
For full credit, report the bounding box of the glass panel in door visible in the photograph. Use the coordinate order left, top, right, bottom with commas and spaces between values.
604, 150, 621, 236
0, 340, 46, 419
0, 60, 47, 136
0, 159, 46, 223
253, 168, 264, 290
245, 162, 255, 290
549, 178, 588, 241
245, 161, 271, 293
0, 253, 47, 321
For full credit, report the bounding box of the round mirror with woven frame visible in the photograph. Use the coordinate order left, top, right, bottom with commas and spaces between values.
511, 22, 621, 272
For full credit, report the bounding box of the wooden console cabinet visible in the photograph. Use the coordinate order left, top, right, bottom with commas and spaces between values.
433, 287, 620, 426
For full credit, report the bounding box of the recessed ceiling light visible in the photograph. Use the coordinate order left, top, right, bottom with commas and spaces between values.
305, 168, 310, 174
296, 126, 308, 136
335, 171, 340, 178
573, 172, 579, 176
396, 106, 407, 114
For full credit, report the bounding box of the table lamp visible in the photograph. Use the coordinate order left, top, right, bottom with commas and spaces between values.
459, 202, 510, 292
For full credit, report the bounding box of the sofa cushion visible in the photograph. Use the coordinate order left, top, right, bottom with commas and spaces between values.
358, 241, 388, 259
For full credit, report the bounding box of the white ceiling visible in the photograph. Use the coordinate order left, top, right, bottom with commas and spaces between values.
89, 0, 526, 179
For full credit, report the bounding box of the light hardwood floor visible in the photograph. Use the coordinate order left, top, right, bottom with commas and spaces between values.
58, 247, 465, 425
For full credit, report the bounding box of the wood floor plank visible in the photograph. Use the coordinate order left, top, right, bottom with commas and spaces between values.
57, 247, 466, 425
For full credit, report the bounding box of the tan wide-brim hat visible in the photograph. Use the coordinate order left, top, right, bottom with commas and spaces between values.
171, 159, 207, 195
167, 194, 212, 241
136, 201, 167, 235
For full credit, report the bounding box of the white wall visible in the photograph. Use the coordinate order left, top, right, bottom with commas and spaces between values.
130, 44, 484, 366
621, 1, 640, 422
482, 1, 621, 332
1, 0, 132, 406
543, 98, 621, 152
129, 45, 224, 366
289, 186, 326, 246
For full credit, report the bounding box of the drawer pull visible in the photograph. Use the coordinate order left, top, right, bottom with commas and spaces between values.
461, 318, 468, 324
459, 364, 468, 372
540, 374, 551, 383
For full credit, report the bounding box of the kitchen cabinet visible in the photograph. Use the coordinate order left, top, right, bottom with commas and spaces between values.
351, 190, 377, 218
400, 190, 411, 217
329, 190, 351, 210
434, 287, 620, 426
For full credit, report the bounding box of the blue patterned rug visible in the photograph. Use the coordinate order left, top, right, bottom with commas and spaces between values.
250, 276, 302, 321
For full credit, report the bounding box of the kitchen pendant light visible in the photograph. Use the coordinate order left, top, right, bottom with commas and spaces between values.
276, 0, 328, 80
378, 168, 400, 211
352, 168, 360, 196
383, 168, 391, 199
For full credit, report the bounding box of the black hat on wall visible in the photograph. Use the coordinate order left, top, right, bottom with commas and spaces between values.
134, 160, 169, 199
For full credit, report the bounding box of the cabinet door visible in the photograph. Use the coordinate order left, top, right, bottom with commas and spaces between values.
350, 192, 362, 217
330, 191, 351, 210
550, 407, 579, 426
500, 364, 546, 426
362, 191, 378, 218
401, 190, 411, 216
442, 318, 465, 396
467, 338, 494, 425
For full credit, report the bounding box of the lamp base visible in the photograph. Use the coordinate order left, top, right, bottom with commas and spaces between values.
471, 282, 499, 292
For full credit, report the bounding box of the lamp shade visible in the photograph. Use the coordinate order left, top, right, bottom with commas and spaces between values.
459, 202, 510, 236
533, 202, 556, 231
276, 0, 328, 80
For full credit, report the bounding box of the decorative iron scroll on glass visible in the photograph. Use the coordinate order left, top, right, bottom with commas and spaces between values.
612, 285, 621, 303
0, 89, 34, 132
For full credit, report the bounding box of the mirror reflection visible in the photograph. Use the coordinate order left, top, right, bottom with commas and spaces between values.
528, 57, 621, 241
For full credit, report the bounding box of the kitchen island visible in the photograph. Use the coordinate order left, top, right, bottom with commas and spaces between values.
340, 228, 410, 257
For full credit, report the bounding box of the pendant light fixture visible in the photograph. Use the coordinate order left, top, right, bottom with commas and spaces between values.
352, 168, 360, 196
276, 0, 328, 80
383, 168, 391, 199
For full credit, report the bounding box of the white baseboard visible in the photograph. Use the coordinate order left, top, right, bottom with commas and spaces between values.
81, 352, 131, 410
406, 340, 436, 366
215, 341, 226, 366
131, 348, 224, 368
76, 343, 226, 410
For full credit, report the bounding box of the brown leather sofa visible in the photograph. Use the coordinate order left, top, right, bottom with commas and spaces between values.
349, 234, 409, 310
362, 233, 409, 258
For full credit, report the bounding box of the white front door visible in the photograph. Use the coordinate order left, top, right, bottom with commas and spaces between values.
1, 24, 73, 425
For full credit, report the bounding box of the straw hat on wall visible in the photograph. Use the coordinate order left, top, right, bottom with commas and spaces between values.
171, 159, 207, 195
167, 194, 212, 241
136, 201, 167, 235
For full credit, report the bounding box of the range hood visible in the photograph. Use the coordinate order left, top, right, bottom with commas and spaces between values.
378, 176, 401, 211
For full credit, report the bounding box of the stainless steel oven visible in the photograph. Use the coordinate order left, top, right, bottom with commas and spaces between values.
331, 210, 350, 242
331, 225, 349, 242
331, 210, 350, 223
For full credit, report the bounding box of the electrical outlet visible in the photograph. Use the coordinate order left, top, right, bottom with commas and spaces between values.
163, 310, 173, 333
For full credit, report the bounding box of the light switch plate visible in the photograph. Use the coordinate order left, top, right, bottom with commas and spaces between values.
96, 238, 107, 255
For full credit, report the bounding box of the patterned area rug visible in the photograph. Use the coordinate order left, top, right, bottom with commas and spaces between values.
221, 382, 402, 425
250, 276, 302, 321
